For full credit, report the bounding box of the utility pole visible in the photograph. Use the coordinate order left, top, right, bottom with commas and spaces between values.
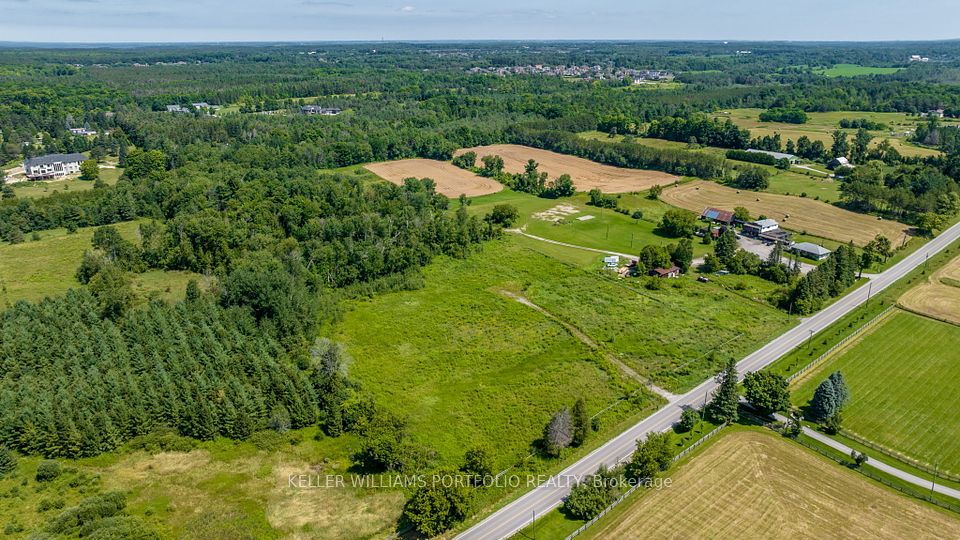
866, 281, 872, 303
807, 328, 814, 349
931, 461, 940, 499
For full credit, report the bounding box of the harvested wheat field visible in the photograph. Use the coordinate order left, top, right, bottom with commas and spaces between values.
900, 254, 960, 325
588, 430, 960, 539
661, 180, 908, 245
456, 144, 678, 193
365, 159, 503, 197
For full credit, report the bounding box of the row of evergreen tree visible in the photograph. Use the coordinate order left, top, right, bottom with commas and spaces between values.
0, 291, 351, 458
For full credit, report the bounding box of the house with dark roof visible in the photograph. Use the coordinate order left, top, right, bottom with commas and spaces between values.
759, 229, 793, 245
651, 265, 681, 278
300, 105, 342, 116
23, 153, 86, 180
700, 207, 735, 225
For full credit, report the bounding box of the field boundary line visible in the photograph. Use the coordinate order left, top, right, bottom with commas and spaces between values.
840, 429, 960, 484
895, 303, 960, 329
564, 423, 727, 540
786, 305, 897, 384
792, 435, 960, 515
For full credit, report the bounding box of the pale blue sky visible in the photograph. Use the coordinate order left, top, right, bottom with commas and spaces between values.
1, 0, 959, 43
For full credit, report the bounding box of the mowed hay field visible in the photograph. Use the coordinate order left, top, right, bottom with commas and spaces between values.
456, 144, 678, 193
587, 430, 960, 539
793, 310, 960, 475
364, 158, 502, 197
900, 254, 960, 325
712, 108, 944, 158
661, 180, 908, 245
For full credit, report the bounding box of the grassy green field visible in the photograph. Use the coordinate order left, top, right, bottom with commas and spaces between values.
330, 238, 653, 469
0, 220, 202, 306
8, 167, 122, 199
467, 189, 712, 259
0, 427, 406, 539
527, 263, 794, 392
816, 64, 904, 77
334, 236, 794, 458
791, 310, 960, 476
616, 81, 684, 91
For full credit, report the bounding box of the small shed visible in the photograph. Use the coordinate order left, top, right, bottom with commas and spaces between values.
828, 156, 850, 170
603, 255, 620, 270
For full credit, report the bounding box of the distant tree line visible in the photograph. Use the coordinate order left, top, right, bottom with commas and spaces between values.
759, 108, 808, 124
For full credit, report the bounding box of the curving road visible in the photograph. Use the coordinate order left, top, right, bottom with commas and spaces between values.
457, 221, 960, 540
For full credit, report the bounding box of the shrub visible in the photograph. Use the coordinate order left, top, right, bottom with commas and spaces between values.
403, 469, 472, 537
36, 460, 62, 482
460, 447, 494, 484
676, 408, 699, 433
563, 473, 617, 520
0, 447, 16, 477
485, 204, 519, 227
38, 497, 66, 512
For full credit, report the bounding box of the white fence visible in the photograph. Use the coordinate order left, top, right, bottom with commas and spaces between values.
786, 305, 896, 383
564, 423, 727, 540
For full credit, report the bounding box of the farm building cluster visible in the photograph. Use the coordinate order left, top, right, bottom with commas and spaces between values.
604, 255, 681, 279
698, 206, 832, 261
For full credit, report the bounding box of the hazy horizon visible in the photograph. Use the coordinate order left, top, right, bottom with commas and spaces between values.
2, 0, 959, 44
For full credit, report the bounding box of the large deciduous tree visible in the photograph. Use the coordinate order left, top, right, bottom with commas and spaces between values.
742, 371, 790, 415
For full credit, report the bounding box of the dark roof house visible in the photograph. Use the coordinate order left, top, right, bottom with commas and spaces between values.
651, 266, 681, 278
24, 153, 86, 169
300, 105, 342, 115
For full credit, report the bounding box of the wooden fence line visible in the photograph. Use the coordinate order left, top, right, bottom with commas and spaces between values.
564, 423, 727, 540
786, 305, 896, 383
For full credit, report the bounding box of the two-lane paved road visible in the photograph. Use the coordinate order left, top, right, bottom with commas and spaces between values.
458, 221, 960, 540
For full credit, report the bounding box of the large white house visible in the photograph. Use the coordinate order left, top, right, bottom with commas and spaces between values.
24, 153, 86, 180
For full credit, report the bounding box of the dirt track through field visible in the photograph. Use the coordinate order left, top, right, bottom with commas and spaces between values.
589, 430, 960, 539
456, 144, 678, 193
660, 180, 909, 246
899, 254, 960, 325
498, 289, 675, 401
364, 159, 502, 197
